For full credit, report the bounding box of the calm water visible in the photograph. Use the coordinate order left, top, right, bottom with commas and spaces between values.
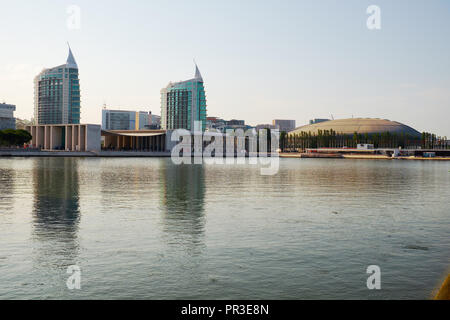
0, 157, 449, 299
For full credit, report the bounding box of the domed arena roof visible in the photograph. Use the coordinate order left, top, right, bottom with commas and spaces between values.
290, 118, 421, 137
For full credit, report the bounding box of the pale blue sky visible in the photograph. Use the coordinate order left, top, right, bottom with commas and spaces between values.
0, 0, 449, 135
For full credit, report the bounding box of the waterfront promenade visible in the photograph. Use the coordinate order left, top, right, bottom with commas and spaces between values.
2, 149, 450, 160
0, 150, 171, 157
279, 152, 450, 161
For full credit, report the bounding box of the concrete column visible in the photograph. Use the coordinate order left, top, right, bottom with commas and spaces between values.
37, 126, 45, 149
44, 126, 50, 150
50, 126, 54, 150
31, 126, 37, 147
79, 125, 86, 151
72, 125, 78, 151
66, 126, 73, 151
84, 125, 88, 152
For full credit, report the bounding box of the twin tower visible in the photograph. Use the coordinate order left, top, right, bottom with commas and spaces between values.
34, 47, 207, 132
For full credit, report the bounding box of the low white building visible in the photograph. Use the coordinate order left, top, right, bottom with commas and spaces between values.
26, 124, 101, 152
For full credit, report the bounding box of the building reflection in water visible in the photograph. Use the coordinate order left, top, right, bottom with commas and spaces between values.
32, 158, 80, 266
160, 161, 206, 254
0, 167, 15, 213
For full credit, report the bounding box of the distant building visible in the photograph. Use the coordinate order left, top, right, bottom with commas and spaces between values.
206, 117, 226, 130
150, 113, 161, 129
161, 64, 207, 131
309, 118, 329, 125
205, 117, 250, 133
16, 118, 33, 130
102, 109, 151, 130
273, 119, 296, 132
227, 119, 245, 126
34, 46, 80, 125
136, 111, 151, 130
256, 124, 277, 131
0, 103, 16, 130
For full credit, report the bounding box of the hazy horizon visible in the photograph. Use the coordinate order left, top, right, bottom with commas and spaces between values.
1, 0, 449, 136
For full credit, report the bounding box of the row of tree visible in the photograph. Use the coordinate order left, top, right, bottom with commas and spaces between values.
279, 130, 449, 151
0, 129, 33, 147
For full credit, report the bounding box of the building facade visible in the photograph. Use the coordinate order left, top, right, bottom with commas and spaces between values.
161, 65, 207, 131
0, 103, 16, 130
26, 124, 101, 152
102, 109, 151, 130
34, 47, 81, 125
273, 119, 296, 132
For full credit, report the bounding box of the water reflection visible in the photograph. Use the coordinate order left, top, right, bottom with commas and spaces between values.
0, 167, 15, 213
32, 158, 80, 266
160, 162, 206, 253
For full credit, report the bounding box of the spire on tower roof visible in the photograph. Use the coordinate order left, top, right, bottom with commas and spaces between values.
194, 61, 203, 82
66, 43, 78, 69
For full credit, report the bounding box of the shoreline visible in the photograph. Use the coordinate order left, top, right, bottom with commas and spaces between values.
279, 153, 450, 161
0, 150, 171, 158
1, 150, 450, 160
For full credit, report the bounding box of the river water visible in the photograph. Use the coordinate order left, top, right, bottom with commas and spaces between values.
0, 157, 449, 299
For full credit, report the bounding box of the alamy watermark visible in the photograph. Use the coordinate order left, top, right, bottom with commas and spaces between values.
367, 5, 381, 30
66, 265, 81, 290
170, 121, 280, 175
66, 5, 81, 30
366, 265, 381, 290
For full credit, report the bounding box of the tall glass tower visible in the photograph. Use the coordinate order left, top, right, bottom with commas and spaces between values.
34, 46, 81, 124
161, 64, 207, 131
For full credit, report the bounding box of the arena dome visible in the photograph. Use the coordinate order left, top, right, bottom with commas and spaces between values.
289, 118, 421, 137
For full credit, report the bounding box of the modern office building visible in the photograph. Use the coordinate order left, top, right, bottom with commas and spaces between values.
34, 46, 81, 125
0, 103, 16, 130
136, 111, 151, 130
102, 109, 151, 130
161, 64, 207, 131
273, 119, 296, 132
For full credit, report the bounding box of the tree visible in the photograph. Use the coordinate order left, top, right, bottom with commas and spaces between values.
0, 129, 32, 147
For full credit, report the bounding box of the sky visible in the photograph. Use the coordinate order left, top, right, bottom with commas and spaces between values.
0, 0, 449, 136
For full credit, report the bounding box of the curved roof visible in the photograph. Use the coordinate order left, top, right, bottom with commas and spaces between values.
290, 118, 421, 137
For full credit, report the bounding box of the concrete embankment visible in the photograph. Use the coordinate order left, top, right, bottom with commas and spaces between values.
0, 150, 97, 157
279, 153, 450, 160
342, 154, 391, 160
0, 150, 171, 157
